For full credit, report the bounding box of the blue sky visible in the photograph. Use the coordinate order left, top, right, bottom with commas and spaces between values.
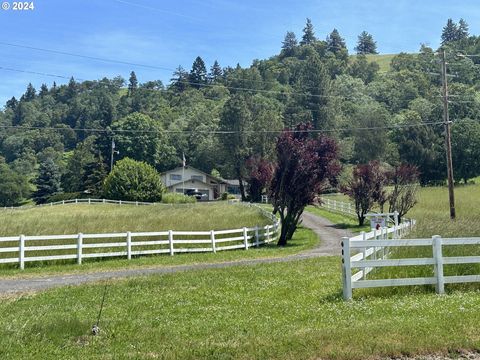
0, 0, 479, 105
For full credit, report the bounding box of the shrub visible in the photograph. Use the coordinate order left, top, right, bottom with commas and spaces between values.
103, 158, 165, 202
221, 192, 229, 200
46, 192, 83, 203
161, 192, 196, 204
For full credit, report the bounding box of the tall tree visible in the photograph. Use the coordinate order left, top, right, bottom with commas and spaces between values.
170, 66, 189, 92
39, 83, 49, 97
451, 119, 480, 183
457, 18, 469, 40
326, 29, 347, 54
355, 31, 378, 54
441, 18, 458, 44
245, 156, 274, 202
128, 71, 138, 95
300, 18, 316, 45
219, 95, 252, 201
281, 31, 298, 56
270, 123, 340, 245
22, 83, 36, 101
209, 60, 223, 83
189, 56, 208, 89
33, 158, 62, 204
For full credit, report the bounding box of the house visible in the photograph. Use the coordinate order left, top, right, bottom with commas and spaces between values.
161, 166, 229, 201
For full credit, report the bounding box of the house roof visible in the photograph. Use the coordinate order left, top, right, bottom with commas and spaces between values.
161, 166, 227, 184
166, 178, 212, 189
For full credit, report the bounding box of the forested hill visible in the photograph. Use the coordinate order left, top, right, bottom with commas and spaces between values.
1, 18, 480, 205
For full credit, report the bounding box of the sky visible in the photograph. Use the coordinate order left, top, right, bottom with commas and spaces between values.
0, 0, 479, 105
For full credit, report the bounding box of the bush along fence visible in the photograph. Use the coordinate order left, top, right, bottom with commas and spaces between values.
341, 221, 480, 299
0, 201, 280, 270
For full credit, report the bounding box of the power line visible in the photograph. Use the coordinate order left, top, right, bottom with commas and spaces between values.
0, 41, 174, 72
0, 121, 444, 135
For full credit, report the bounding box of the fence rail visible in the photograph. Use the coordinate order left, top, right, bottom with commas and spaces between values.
341, 222, 480, 299
0, 200, 280, 269
319, 197, 356, 216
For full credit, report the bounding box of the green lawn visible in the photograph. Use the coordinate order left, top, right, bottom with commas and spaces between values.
1, 253, 479, 359
0, 203, 270, 236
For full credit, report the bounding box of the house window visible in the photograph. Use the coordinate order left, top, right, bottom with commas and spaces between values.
170, 174, 182, 181
191, 175, 203, 182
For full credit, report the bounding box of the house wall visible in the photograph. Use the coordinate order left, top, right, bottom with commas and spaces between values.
162, 168, 228, 200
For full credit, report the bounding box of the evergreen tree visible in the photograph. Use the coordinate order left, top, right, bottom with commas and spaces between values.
83, 153, 109, 196
326, 29, 346, 54
6, 96, 18, 111
281, 31, 298, 56
300, 18, 316, 45
33, 158, 62, 204
22, 83, 36, 101
39, 83, 49, 97
209, 60, 223, 83
457, 18, 469, 40
170, 65, 189, 92
355, 31, 378, 54
128, 71, 138, 95
441, 18, 458, 44
189, 56, 207, 89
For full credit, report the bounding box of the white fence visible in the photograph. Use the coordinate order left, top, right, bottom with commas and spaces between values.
342, 222, 480, 299
0, 200, 280, 269
320, 197, 356, 216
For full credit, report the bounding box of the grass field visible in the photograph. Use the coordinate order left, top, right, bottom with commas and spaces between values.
0, 203, 320, 277
0, 203, 270, 236
1, 254, 479, 360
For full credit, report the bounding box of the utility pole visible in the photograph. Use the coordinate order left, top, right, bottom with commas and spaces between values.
110, 138, 117, 173
441, 50, 456, 219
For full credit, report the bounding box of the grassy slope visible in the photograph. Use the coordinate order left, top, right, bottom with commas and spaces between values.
364, 53, 396, 72
1, 253, 479, 359
0, 203, 270, 236
0, 203, 319, 277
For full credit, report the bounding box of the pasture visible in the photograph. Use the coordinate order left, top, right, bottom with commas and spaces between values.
1, 254, 479, 360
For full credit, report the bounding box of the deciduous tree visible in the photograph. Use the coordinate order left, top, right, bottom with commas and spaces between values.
270, 123, 340, 245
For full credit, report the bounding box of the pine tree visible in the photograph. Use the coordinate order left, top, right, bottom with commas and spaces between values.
300, 18, 316, 45
170, 66, 189, 92
326, 29, 346, 54
6, 96, 18, 111
22, 83, 36, 101
189, 56, 207, 89
457, 18, 469, 40
209, 60, 223, 83
355, 31, 378, 54
441, 18, 458, 44
33, 158, 62, 204
128, 71, 138, 95
83, 153, 108, 196
66, 77, 77, 99
39, 83, 49, 97
281, 31, 298, 56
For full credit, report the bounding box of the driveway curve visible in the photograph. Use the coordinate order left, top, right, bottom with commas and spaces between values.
0, 211, 352, 296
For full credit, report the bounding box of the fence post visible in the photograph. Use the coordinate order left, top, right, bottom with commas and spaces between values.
255, 226, 260, 247
361, 231, 367, 280
77, 233, 83, 264
127, 231, 132, 260
393, 211, 399, 239
341, 237, 352, 300
19, 234, 25, 270
62, 200, 65, 205
103, 199, 106, 204
266, 225, 271, 243
210, 230, 216, 253
243, 227, 249, 250
168, 230, 174, 256
433, 235, 445, 295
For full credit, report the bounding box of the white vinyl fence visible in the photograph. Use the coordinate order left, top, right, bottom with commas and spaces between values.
319, 197, 356, 217
342, 222, 480, 299
0, 200, 280, 269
